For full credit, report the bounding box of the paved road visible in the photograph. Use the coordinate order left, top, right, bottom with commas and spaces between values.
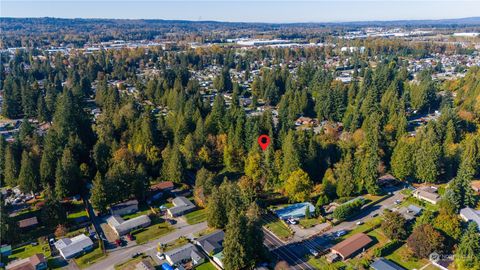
264, 229, 315, 270
85, 221, 208, 270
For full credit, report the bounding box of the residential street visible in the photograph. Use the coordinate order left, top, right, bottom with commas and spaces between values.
263, 229, 316, 270
84, 221, 208, 270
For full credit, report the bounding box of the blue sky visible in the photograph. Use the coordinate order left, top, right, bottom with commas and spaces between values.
1, 1, 480, 23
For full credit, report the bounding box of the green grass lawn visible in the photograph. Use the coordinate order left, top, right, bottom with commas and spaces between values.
195, 261, 217, 270
185, 209, 207, 225
261, 214, 293, 241
299, 217, 324, 229
133, 219, 174, 244
307, 256, 346, 270
67, 210, 88, 219
336, 217, 382, 242
160, 237, 189, 252
385, 244, 429, 270
74, 246, 106, 269
193, 227, 218, 238
9, 242, 51, 261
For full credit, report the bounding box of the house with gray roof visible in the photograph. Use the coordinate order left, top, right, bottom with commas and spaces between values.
167, 196, 196, 217
394, 205, 422, 221
110, 199, 139, 216
195, 230, 224, 255
107, 214, 151, 236
54, 234, 94, 260
412, 187, 440, 204
164, 243, 205, 266
460, 207, 480, 231
370, 258, 406, 270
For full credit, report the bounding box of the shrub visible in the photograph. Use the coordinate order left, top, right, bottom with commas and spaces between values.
373, 240, 402, 257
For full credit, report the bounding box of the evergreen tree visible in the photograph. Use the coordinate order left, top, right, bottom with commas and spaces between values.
223, 210, 249, 270
207, 187, 227, 229
415, 129, 442, 183
391, 137, 415, 180
0, 136, 6, 185
90, 172, 109, 213
162, 145, 185, 183
4, 143, 20, 187
18, 151, 38, 193
335, 151, 356, 197
55, 148, 81, 199
455, 222, 480, 270
280, 130, 300, 183
41, 185, 66, 228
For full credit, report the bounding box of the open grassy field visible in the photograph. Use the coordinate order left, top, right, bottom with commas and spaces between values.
299, 217, 325, 229
185, 209, 207, 225
385, 244, 429, 270
195, 262, 217, 270
335, 217, 382, 242
132, 217, 174, 244
261, 214, 293, 241
75, 246, 106, 269
160, 237, 189, 252
9, 242, 51, 261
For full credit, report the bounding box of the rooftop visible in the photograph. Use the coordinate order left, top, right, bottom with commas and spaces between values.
195, 230, 224, 254
54, 234, 93, 259
165, 243, 204, 265
330, 233, 373, 259
150, 181, 174, 192
460, 207, 480, 230
370, 258, 406, 270
168, 196, 196, 216
107, 214, 151, 235
111, 199, 139, 211
6, 253, 46, 270
18, 217, 38, 228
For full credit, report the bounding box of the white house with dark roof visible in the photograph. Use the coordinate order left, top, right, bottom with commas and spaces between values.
167, 197, 196, 217
164, 243, 205, 266
412, 187, 440, 204
107, 214, 151, 236
54, 234, 94, 260
459, 207, 480, 231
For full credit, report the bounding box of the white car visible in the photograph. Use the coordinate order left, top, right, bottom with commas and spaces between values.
335, 230, 347, 237
356, 221, 364, 225
156, 252, 165, 260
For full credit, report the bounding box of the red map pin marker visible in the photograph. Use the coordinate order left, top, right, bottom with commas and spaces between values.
257, 135, 270, 151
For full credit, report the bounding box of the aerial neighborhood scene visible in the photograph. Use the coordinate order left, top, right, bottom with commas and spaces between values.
1, 1, 480, 270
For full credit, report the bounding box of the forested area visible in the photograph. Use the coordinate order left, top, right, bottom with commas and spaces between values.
1, 40, 480, 268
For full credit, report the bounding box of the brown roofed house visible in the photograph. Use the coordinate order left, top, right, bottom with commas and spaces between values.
471, 180, 480, 194
150, 181, 174, 192
330, 233, 373, 260
6, 253, 47, 270
18, 217, 38, 229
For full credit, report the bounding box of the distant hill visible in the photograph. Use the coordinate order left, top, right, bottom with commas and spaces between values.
2, 16, 480, 28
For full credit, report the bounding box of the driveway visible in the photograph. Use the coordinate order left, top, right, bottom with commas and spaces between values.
85, 221, 208, 270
